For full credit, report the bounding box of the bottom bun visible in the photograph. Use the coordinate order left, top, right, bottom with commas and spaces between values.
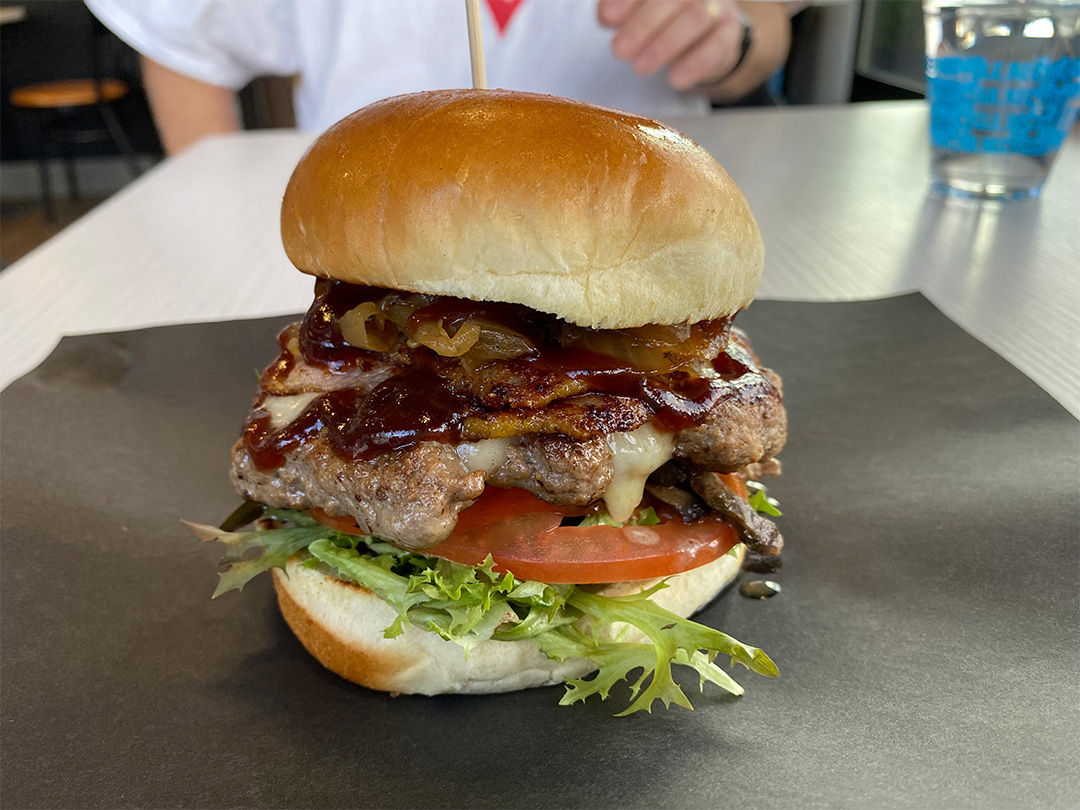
273, 546, 745, 696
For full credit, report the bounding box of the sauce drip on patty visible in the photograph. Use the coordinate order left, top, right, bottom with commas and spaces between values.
245, 280, 774, 470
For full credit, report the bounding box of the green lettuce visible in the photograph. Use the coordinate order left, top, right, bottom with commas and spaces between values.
535, 576, 778, 715
187, 508, 777, 715
183, 509, 327, 598
746, 480, 783, 517
577, 505, 660, 528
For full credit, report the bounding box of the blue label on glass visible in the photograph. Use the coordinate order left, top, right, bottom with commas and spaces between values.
927, 55, 1080, 155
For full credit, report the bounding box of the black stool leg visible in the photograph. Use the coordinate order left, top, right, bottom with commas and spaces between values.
36, 152, 56, 223
34, 110, 57, 223
97, 102, 140, 178
58, 134, 80, 202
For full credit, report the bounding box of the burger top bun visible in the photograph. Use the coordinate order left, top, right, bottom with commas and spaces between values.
280, 89, 763, 330
273, 546, 745, 696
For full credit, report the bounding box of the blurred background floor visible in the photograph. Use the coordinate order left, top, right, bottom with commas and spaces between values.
1, 196, 107, 265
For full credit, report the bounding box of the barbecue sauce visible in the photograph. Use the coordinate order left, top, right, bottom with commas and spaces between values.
260, 324, 299, 388
335, 368, 476, 458
244, 281, 775, 471
298, 280, 392, 370
245, 388, 366, 469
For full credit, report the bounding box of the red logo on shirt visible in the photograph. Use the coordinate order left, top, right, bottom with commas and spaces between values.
485, 0, 524, 36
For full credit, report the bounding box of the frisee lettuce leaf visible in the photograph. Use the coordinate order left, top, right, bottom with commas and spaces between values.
307, 538, 526, 651
186, 508, 777, 714
531, 585, 778, 715
746, 481, 783, 517
183, 510, 328, 598
578, 505, 660, 528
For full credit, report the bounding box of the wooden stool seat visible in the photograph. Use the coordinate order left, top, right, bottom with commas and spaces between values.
11, 78, 128, 109
11, 12, 143, 223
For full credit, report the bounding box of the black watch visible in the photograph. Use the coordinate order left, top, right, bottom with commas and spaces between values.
727, 21, 754, 80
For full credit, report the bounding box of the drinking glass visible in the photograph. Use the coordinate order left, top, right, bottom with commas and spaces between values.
924, 0, 1080, 199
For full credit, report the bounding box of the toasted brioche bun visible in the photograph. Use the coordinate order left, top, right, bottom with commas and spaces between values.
280, 89, 763, 330
273, 546, 744, 696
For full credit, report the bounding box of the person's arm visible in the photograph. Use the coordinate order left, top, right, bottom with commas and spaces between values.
705, 2, 791, 102
141, 56, 241, 155
597, 0, 793, 103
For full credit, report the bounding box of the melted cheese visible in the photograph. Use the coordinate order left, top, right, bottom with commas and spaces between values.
604, 424, 674, 523
458, 438, 513, 474
262, 393, 320, 431
457, 430, 672, 523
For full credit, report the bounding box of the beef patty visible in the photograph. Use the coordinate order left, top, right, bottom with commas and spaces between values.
229, 323, 786, 549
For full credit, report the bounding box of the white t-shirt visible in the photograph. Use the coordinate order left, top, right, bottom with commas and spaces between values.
87, 0, 723, 131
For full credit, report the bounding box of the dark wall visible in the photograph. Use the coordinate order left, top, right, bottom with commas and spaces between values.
0, 0, 163, 160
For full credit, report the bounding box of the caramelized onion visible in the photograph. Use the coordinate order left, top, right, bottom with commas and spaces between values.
329, 284, 724, 372
338, 293, 434, 352
408, 318, 535, 361
460, 324, 537, 369
561, 320, 729, 372
381, 293, 433, 330
409, 319, 483, 356
339, 302, 398, 351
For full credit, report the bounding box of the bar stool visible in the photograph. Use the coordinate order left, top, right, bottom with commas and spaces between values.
8, 17, 141, 222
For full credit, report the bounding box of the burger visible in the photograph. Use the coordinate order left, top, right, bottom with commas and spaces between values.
187, 89, 787, 715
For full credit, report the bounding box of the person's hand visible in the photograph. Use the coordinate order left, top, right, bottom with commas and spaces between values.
597, 0, 747, 91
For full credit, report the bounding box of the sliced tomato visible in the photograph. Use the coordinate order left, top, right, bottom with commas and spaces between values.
311, 490, 573, 536
725, 473, 749, 500
310, 476, 745, 584
308, 508, 368, 535
428, 515, 739, 584
426, 480, 743, 584
450, 485, 574, 533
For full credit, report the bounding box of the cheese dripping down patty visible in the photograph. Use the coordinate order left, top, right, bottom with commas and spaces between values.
602, 425, 674, 522
263, 392, 321, 430
260, 395, 674, 524
458, 424, 673, 524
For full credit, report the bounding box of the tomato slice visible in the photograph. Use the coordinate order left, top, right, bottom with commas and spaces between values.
310, 476, 745, 585
309, 508, 369, 535
725, 473, 749, 500
427, 479, 743, 584
311, 489, 575, 536
450, 485, 573, 533
428, 515, 739, 584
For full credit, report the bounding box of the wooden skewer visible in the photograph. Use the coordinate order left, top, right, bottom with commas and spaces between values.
465, 0, 487, 89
